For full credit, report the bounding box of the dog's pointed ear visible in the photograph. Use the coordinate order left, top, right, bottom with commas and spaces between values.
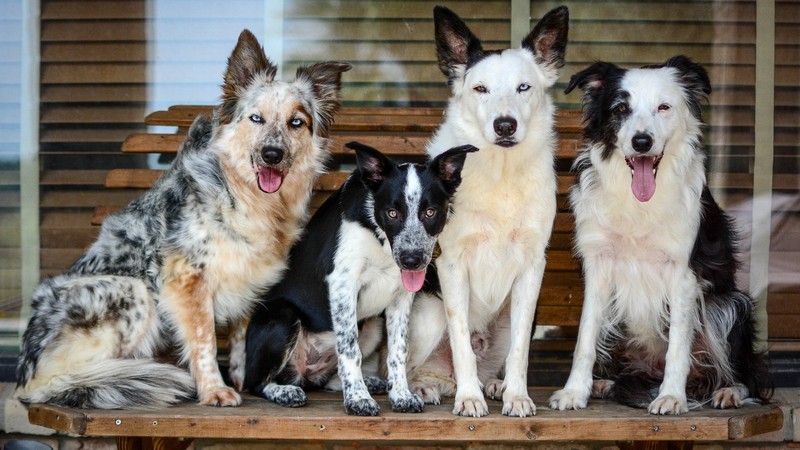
430, 144, 478, 194
296, 62, 352, 137
434, 6, 483, 83
220, 29, 277, 124
564, 61, 621, 97
348, 141, 394, 190
521, 6, 569, 86
663, 55, 711, 120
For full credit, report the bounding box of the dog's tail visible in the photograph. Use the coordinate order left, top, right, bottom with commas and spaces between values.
16, 359, 196, 409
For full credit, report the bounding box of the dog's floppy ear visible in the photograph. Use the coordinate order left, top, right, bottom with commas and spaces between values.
296, 61, 352, 137
521, 6, 569, 86
220, 29, 277, 124
347, 141, 395, 191
663, 55, 711, 120
430, 144, 478, 195
564, 61, 622, 96
433, 6, 483, 83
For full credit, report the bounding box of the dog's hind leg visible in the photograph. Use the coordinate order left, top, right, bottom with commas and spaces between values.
244, 300, 302, 399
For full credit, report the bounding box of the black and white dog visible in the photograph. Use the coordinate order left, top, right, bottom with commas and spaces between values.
244, 141, 476, 416
549, 56, 772, 414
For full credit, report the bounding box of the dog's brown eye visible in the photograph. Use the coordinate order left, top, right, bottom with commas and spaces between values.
658, 103, 671, 112
615, 104, 628, 114
289, 118, 304, 129
517, 83, 531, 93
474, 85, 487, 94
249, 114, 263, 124
386, 209, 399, 219
424, 208, 436, 218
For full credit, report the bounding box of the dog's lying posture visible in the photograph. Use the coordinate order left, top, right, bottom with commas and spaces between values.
549, 56, 772, 414
15, 29, 350, 408
244, 141, 476, 416
406, 5, 569, 417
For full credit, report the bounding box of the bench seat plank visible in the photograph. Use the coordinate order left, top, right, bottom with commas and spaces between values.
27, 389, 783, 443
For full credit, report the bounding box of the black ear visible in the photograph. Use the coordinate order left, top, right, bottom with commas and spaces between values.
347, 141, 395, 190
220, 29, 278, 124
295, 61, 352, 137
521, 6, 569, 78
433, 6, 484, 81
564, 61, 622, 95
429, 144, 478, 194
664, 55, 712, 98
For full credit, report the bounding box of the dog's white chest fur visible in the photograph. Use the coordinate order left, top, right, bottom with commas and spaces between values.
330, 220, 405, 319
572, 145, 705, 345
432, 138, 557, 330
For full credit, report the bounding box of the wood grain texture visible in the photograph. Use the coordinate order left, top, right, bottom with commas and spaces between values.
27, 389, 783, 443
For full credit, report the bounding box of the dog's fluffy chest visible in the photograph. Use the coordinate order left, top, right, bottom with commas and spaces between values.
437, 147, 557, 324
330, 220, 406, 320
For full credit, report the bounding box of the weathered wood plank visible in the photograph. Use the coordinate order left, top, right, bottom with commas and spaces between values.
27, 389, 783, 443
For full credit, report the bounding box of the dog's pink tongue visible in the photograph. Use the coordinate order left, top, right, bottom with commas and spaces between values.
401, 270, 426, 292
257, 167, 283, 193
630, 157, 656, 202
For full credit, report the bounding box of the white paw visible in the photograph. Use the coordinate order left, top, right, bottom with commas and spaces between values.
549, 388, 589, 410
453, 396, 489, 417
502, 394, 536, 417
649, 394, 688, 415
712, 387, 745, 409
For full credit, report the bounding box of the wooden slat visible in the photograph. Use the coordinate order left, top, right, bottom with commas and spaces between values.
27, 390, 783, 443
121, 133, 580, 159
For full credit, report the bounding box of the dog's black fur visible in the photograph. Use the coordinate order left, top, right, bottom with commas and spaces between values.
245, 142, 476, 415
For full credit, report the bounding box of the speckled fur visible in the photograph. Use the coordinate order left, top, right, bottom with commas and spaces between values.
15, 29, 349, 409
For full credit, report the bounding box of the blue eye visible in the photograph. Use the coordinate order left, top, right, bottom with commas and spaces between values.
249, 114, 263, 124
289, 118, 304, 128
518, 83, 531, 92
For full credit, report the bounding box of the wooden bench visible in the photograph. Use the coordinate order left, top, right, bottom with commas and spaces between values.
28, 389, 784, 449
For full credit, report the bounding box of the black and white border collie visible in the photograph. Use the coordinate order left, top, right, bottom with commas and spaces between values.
549, 56, 772, 414
244, 141, 476, 416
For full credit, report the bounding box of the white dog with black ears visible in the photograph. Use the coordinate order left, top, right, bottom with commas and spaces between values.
549, 56, 771, 414
406, 5, 569, 417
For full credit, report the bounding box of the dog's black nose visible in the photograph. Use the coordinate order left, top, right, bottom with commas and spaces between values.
262, 147, 284, 165
493, 117, 517, 137
632, 134, 653, 153
399, 253, 423, 270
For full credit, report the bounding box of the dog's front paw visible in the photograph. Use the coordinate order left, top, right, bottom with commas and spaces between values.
483, 378, 504, 400
649, 394, 688, 415
502, 394, 536, 417
364, 376, 388, 395
549, 388, 589, 410
391, 391, 424, 413
264, 384, 307, 407
453, 392, 489, 417
200, 386, 241, 407
345, 397, 381, 416
712, 386, 747, 409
